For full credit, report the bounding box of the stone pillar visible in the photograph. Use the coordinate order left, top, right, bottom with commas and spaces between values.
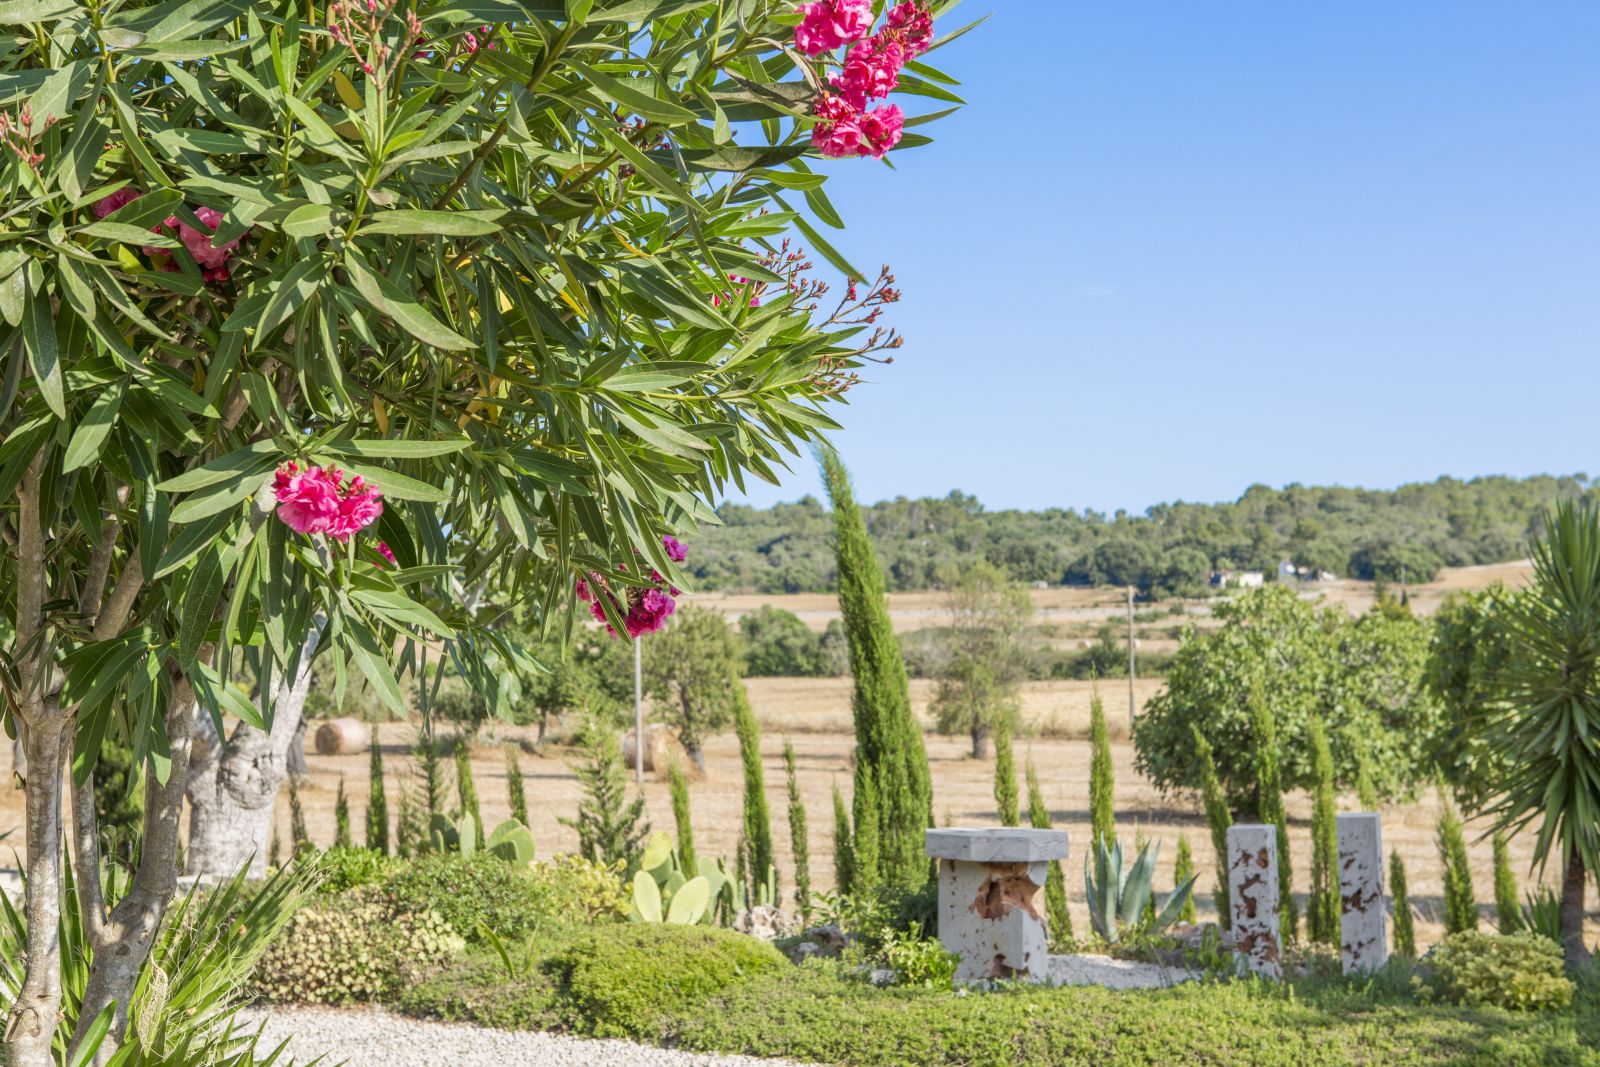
1227, 824, 1282, 979
925, 828, 1069, 983
1337, 813, 1388, 974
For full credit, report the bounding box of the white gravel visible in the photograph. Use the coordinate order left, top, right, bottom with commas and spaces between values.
1048, 953, 1200, 989
234, 1005, 808, 1067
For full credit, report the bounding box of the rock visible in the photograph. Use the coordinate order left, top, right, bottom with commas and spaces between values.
733, 904, 799, 942
799, 924, 849, 954
867, 968, 896, 987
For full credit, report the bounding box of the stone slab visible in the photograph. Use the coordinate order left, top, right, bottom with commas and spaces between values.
935, 856, 1052, 982
1227, 823, 1282, 979
924, 828, 1070, 864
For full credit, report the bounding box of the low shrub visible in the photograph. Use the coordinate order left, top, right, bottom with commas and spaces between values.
254, 889, 462, 1004
526, 854, 632, 925
552, 924, 788, 1037
315, 845, 403, 894
1422, 931, 1574, 1012
881, 923, 958, 989
381, 852, 553, 941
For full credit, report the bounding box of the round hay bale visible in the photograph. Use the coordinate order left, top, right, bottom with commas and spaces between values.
622, 723, 699, 780
314, 717, 370, 756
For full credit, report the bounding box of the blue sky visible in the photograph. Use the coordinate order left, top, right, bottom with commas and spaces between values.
731, 1, 1600, 514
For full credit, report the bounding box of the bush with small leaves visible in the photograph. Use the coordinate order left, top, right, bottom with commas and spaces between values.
881, 923, 959, 989
1422, 931, 1573, 1012
381, 852, 553, 942
315, 846, 403, 895
553, 923, 788, 1037
253, 889, 463, 1004
525, 854, 633, 926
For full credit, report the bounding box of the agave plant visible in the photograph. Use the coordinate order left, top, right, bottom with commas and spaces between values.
1084, 838, 1197, 944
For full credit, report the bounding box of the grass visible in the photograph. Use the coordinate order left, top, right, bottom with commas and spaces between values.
400, 926, 1600, 1067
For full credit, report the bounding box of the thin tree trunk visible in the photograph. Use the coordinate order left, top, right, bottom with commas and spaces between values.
970, 723, 990, 760
286, 716, 310, 778
185, 625, 323, 881
686, 741, 706, 773
1560, 851, 1592, 968
4, 715, 68, 1067
69, 679, 198, 1065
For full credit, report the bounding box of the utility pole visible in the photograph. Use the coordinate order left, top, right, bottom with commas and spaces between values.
1126, 585, 1137, 733
633, 636, 644, 784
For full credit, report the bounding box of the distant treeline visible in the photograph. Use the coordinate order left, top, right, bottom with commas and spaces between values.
690, 474, 1596, 594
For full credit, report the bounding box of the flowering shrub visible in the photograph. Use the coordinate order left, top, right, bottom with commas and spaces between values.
578, 535, 688, 638
800, 1, 937, 159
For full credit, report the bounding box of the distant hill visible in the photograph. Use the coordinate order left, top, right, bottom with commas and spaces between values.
689, 474, 1596, 594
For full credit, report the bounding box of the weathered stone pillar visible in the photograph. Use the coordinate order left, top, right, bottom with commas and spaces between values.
1337, 813, 1388, 974
1227, 824, 1282, 979
925, 828, 1069, 983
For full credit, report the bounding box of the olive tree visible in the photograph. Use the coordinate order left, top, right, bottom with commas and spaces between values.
930, 559, 1031, 757
0, 1, 963, 1061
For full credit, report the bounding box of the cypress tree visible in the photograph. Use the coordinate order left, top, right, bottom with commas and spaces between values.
850, 766, 881, 895
733, 684, 775, 899
558, 720, 649, 867
1390, 849, 1416, 956
288, 772, 309, 851
669, 756, 698, 878
831, 781, 855, 893
1089, 689, 1115, 853
1026, 759, 1073, 945
505, 744, 528, 827
1250, 682, 1297, 943
455, 737, 484, 848
1492, 832, 1521, 934
334, 777, 352, 848
1307, 717, 1339, 946
1437, 789, 1478, 934
269, 826, 282, 869
1174, 834, 1198, 924
1355, 752, 1380, 812
366, 724, 389, 854
993, 720, 1019, 826
1192, 724, 1232, 928
395, 791, 417, 858
418, 730, 446, 817
784, 740, 812, 921
822, 449, 932, 893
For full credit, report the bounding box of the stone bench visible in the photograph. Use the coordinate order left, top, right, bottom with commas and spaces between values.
925, 828, 1069, 983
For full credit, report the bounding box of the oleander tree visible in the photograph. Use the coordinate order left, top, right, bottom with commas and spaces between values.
0, 0, 966, 1061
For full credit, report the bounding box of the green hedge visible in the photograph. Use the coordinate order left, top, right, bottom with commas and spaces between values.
402, 925, 1600, 1067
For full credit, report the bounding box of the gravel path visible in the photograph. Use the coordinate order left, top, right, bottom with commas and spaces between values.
234, 1005, 808, 1067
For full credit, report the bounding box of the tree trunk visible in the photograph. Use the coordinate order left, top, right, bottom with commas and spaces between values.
185, 627, 322, 881
4, 716, 68, 1067
686, 741, 706, 773
1560, 850, 1592, 968
287, 715, 310, 777
970, 723, 990, 760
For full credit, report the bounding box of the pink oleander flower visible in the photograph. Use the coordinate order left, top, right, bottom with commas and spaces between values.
857, 103, 905, 159
794, 0, 873, 54
810, 92, 866, 158
663, 535, 687, 563
274, 463, 344, 535
93, 188, 140, 219
273, 463, 383, 540
885, 1, 934, 56
833, 39, 904, 107
376, 541, 397, 566
178, 206, 241, 269
328, 475, 383, 540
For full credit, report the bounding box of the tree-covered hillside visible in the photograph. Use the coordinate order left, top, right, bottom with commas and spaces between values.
689, 474, 1596, 593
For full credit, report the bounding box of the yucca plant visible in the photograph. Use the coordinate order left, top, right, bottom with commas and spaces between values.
0, 860, 315, 1064
1084, 838, 1196, 944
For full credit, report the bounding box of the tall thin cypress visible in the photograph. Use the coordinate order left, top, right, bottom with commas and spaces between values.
822, 449, 932, 893
455, 737, 484, 848
993, 720, 1019, 826
1307, 718, 1339, 946
366, 724, 389, 854
1250, 682, 1297, 943
1390, 849, 1416, 956
1437, 788, 1478, 934
669, 756, 698, 878
784, 740, 812, 921
1089, 689, 1115, 853
505, 744, 528, 827
288, 773, 309, 851
334, 778, 352, 848
1174, 834, 1198, 923
1192, 724, 1232, 927
733, 684, 775, 898
850, 766, 881, 895
1026, 759, 1073, 945
831, 781, 856, 893
1492, 832, 1521, 934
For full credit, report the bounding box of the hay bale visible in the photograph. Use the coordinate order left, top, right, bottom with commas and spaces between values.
621, 723, 698, 780
314, 717, 370, 756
